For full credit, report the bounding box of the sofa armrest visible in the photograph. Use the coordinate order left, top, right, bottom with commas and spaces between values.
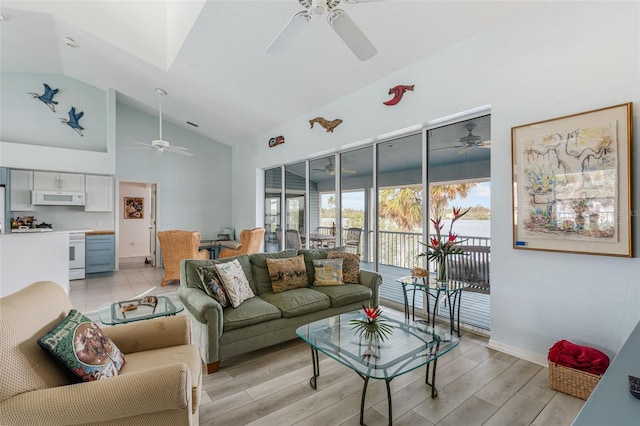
106, 315, 191, 353
177, 286, 223, 332
0, 364, 192, 425
359, 269, 382, 306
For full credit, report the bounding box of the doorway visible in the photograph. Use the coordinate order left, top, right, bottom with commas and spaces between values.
116, 181, 158, 269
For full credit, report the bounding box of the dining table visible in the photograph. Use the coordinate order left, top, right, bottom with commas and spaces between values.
307, 233, 336, 248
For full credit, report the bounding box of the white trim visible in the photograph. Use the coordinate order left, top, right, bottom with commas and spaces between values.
488, 338, 548, 367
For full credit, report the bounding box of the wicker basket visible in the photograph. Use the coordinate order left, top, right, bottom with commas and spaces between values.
548, 361, 602, 400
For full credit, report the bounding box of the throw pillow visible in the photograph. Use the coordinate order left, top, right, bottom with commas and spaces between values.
196, 265, 230, 307
266, 254, 308, 293
215, 259, 255, 308
38, 309, 125, 382
327, 252, 361, 284
312, 258, 344, 286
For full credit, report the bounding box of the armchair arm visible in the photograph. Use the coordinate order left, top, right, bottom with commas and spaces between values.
106, 315, 191, 353
359, 270, 382, 306
0, 364, 192, 425
197, 249, 210, 260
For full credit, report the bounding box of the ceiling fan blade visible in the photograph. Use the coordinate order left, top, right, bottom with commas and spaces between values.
266, 11, 310, 55
169, 149, 194, 157
328, 9, 377, 61
341, 169, 357, 174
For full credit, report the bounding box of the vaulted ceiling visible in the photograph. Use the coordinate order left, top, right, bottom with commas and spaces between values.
0, 1, 532, 146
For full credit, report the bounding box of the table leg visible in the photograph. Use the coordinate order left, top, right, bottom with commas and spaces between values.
425, 357, 439, 398
401, 283, 409, 321
310, 347, 319, 389
359, 376, 369, 426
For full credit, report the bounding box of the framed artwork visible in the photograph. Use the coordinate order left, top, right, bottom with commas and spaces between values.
511, 103, 632, 257
124, 197, 144, 219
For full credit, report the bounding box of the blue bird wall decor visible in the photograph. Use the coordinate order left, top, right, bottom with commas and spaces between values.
28, 83, 60, 112
60, 107, 85, 136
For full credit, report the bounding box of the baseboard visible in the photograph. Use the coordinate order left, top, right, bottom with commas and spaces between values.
488, 339, 548, 367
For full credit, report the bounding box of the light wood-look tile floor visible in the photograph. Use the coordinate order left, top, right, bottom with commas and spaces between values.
70, 264, 585, 426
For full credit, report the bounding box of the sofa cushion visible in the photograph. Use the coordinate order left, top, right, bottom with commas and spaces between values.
266, 254, 308, 293
311, 284, 372, 308
223, 297, 282, 331
312, 258, 344, 286
38, 309, 125, 382
249, 249, 299, 295
327, 252, 361, 284
260, 288, 331, 318
215, 259, 255, 308
299, 247, 345, 286
196, 265, 230, 307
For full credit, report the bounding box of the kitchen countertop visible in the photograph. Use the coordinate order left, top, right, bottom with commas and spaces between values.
86, 230, 115, 235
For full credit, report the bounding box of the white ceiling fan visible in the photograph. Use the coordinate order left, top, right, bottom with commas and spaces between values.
128, 88, 193, 157
266, 0, 381, 61
312, 157, 356, 175
454, 123, 491, 155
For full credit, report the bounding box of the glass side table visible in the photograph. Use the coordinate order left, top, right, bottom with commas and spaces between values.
97, 295, 183, 325
396, 276, 468, 337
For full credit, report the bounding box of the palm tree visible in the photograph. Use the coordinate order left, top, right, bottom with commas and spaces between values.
379, 187, 423, 267
430, 183, 478, 219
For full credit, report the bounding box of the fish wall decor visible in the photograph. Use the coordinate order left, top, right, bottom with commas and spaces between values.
268, 135, 285, 147
309, 117, 342, 133
383, 84, 414, 106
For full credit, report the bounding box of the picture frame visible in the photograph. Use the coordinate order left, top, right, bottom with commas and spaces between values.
511, 103, 632, 257
124, 197, 144, 219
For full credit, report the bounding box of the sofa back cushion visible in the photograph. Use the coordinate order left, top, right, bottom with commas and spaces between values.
249, 249, 298, 295
181, 255, 256, 294
0, 281, 74, 402
298, 247, 345, 286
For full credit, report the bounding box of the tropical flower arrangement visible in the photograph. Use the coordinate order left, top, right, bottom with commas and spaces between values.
349, 304, 394, 342
417, 206, 471, 282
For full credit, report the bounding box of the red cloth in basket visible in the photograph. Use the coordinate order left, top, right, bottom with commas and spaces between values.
548, 340, 610, 375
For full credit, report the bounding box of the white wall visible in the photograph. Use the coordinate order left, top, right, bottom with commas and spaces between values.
118, 182, 152, 258
115, 103, 232, 238
232, 2, 640, 361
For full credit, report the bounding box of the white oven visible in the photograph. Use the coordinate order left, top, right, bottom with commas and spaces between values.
69, 232, 86, 280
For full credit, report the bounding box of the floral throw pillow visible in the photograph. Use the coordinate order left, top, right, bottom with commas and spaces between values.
312, 258, 344, 286
196, 265, 230, 307
266, 254, 308, 293
327, 252, 360, 284
215, 259, 255, 308
38, 309, 125, 382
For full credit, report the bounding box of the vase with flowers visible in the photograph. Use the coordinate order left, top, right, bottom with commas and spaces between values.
417, 206, 470, 283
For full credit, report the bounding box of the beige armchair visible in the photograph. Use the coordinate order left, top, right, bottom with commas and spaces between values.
219, 227, 266, 258
158, 230, 209, 286
0, 281, 202, 425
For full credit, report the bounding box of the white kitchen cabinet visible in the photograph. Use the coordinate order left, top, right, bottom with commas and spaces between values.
33, 171, 85, 192
10, 169, 34, 211
85, 175, 113, 212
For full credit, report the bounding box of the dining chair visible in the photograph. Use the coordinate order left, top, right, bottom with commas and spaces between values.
286, 229, 305, 249
344, 227, 362, 253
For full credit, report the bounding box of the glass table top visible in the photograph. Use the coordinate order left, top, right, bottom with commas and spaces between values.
97, 295, 183, 325
296, 311, 458, 380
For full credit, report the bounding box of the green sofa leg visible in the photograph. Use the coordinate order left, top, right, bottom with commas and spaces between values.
206, 361, 221, 374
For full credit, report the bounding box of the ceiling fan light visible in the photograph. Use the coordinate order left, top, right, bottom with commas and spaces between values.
310, 0, 327, 14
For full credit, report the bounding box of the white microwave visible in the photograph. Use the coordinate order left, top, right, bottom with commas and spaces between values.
32, 190, 85, 206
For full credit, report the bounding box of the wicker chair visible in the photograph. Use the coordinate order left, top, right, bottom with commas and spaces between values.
219, 227, 265, 259
158, 230, 209, 286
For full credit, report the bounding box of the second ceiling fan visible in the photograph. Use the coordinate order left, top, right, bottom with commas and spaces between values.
266, 0, 380, 61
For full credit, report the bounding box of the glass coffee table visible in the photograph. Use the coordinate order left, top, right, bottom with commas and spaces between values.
97, 296, 183, 325
296, 312, 458, 426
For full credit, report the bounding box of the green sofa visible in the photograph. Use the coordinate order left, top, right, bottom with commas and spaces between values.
178, 248, 382, 373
